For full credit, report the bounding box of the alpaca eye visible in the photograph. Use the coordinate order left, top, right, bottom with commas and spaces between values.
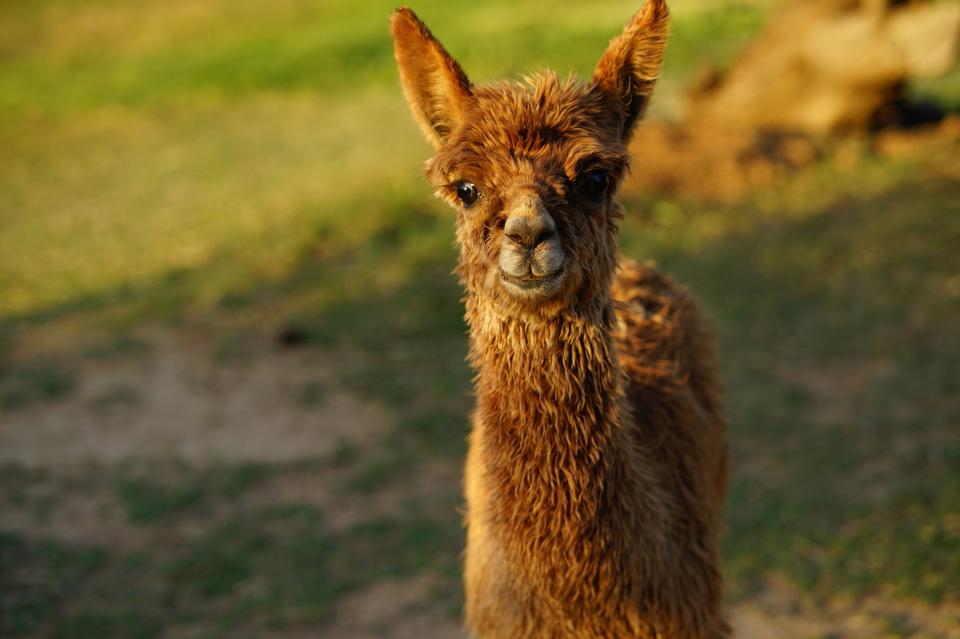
579, 171, 608, 202
456, 181, 479, 207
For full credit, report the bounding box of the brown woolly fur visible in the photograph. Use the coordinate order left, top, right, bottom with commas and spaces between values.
391, 2, 729, 637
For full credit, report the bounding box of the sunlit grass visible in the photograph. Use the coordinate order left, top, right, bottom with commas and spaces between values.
0, 90, 425, 318
0, 0, 770, 114
0, 0, 775, 329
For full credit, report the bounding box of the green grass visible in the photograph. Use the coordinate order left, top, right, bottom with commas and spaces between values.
0, 362, 76, 409
2, 0, 959, 636
2, 475, 462, 638
0, 0, 770, 328
0, 0, 768, 116
112, 463, 281, 524
0, 531, 109, 637
80, 333, 152, 360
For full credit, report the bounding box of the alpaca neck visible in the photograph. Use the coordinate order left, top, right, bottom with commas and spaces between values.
467, 293, 641, 557
468, 298, 623, 446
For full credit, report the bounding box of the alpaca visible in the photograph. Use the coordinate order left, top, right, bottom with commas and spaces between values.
390, 2, 728, 636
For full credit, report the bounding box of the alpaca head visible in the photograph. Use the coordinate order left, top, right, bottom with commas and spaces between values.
391, 1, 668, 317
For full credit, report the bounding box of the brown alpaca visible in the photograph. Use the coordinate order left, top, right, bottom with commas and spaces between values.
390, 2, 728, 636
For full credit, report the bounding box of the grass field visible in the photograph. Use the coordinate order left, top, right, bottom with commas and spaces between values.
2, 0, 959, 637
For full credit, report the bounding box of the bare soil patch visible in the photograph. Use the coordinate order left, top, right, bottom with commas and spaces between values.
730, 578, 960, 639
328, 573, 465, 639
0, 331, 392, 467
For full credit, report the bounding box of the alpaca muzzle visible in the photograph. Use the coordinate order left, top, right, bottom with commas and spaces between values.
498, 197, 566, 299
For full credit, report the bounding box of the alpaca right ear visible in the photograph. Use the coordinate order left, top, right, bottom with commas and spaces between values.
390, 7, 473, 149
592, 0, 669, 142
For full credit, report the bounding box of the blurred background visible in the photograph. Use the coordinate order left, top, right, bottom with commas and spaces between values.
1, 0, 958, 637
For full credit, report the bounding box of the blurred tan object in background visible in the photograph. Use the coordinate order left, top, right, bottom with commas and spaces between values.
688, 0, 960, 132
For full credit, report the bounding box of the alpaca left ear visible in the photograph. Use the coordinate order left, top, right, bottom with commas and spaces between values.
592, 0, 669, 142
390, 7, 473, 149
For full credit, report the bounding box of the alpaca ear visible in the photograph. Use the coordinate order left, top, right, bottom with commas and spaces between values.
592, 0, 669, 142
390, 7, 473, 149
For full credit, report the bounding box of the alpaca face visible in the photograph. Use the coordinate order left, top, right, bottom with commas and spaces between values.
391, 1, 669, 313
427, 77, 630, 310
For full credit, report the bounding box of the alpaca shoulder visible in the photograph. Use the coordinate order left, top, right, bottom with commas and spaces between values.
612, 257, 723, 428
612, 257, 727, 507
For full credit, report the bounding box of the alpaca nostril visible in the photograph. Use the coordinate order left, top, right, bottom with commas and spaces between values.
507, 228, 554, 250
534, 229, 555, 246
506, 232, 525, 246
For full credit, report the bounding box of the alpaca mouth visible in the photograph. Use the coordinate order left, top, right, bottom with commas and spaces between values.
499, 267, 565, 297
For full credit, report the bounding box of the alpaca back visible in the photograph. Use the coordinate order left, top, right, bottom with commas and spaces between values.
612, 258, 728, 636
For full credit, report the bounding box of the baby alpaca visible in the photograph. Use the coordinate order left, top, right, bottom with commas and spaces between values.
391, 1, 728, 636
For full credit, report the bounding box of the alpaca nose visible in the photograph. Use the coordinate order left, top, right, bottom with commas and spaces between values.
499, 196, 564, 283
504, 203, 556, 250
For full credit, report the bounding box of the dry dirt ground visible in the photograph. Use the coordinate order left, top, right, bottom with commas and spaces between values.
2, 330, 958, 638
